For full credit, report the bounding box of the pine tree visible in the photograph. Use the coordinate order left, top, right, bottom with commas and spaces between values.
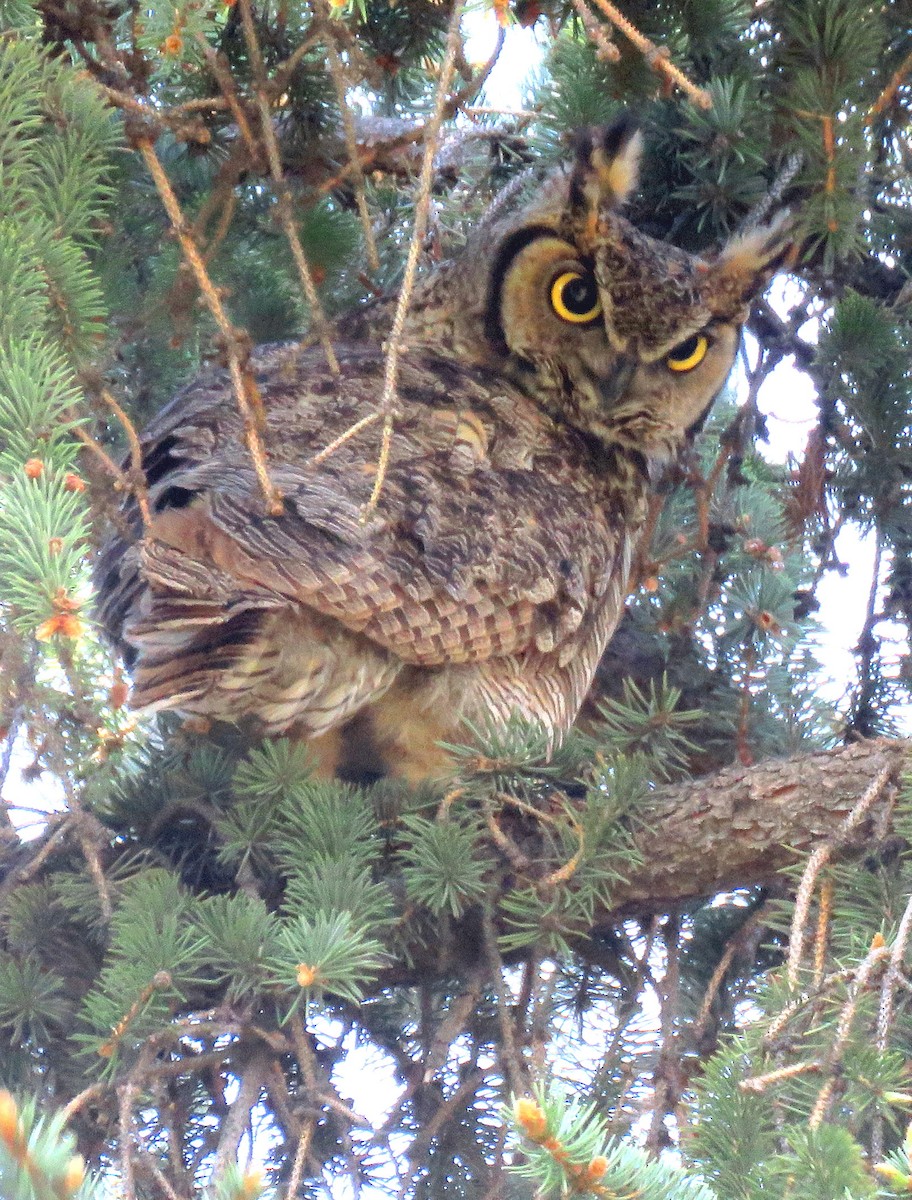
1, 0, 912, 1196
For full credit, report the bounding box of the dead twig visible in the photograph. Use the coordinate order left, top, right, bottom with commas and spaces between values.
237, 0, 340, 377
361, 0, 465, 519
136, 136, 283, 515
316, 0, 379, 272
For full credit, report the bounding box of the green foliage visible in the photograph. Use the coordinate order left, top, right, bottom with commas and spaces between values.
510, 1083, 717, 1200
672, 76, 771, 234
283, 856, 395, 931
269, 910, 386, 1006
233, 737, 314, 802
688, 1043, 778, 1199
272, 779, 379, 868
399, 812, 489, 918
0, 339, 82, 472
774, 1126, 876, 1199
593, 677, 701, 777
192, 892, 281, 1005
875, 1125, 912, 1195
0, 472, 91, 633
0, 1091, 101, 1200
78, 870, 202, 1063
0, 35, 117, 657
0, 957, 70, 1044
531, 36, 622, 153
208, 1163, 271, 1200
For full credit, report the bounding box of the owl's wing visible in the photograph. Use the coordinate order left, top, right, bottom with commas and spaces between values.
99, 345, 628, 701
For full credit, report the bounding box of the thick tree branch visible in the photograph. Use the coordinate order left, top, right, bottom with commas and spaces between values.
376, 739, 910, 988
614, 737, 907, 914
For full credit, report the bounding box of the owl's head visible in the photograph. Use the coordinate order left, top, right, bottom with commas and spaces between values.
417, 116, 791, 463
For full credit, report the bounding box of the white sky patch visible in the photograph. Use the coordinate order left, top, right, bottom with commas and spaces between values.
756, 356, 818, 463
464, 11, 545, 110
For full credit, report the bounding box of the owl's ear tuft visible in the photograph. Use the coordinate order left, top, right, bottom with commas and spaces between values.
568, 115, 643, 230
709, 212, 795, 313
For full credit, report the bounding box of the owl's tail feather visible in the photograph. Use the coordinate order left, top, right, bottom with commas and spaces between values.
127, 607, 272, 713
119, 538, 282, 715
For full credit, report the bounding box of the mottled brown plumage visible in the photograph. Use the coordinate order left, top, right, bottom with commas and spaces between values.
96, 118, 789, 781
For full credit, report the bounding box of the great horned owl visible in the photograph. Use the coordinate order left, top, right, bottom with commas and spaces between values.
97, 118, 789, 782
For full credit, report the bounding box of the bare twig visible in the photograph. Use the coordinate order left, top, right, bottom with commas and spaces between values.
136, 136, 283, 514
72, 425, 134, 497
787, 761, 894, 987
135, 1151, 186, 1200
647, 913, 681, 1152
316, 0, 379, 272
481, 903, 525, 1096
199, 43, 261, 164
61, 1082, 108, 1124
692, 904, 767, 1043
210, 1050, 270, 1182
236, 0, 339, 377
99, 388, 152, 528
307, 409, 382, 468
361, 0, 465, 519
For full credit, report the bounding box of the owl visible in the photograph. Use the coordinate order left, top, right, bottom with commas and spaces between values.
96, 117, 789, 783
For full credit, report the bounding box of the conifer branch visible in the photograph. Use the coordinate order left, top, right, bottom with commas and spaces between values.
570, 0, 621, 64
877, 890, 912, 1051
808, 935, 890, 1128
787, 759, 894, 987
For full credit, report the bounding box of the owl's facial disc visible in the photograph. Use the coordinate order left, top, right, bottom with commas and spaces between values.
487, 233, 610, 362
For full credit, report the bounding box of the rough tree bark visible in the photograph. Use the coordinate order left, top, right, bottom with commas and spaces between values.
611, 737, 909, 912
380, 738, 911, 985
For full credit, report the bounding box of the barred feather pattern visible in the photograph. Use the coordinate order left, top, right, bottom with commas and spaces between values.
97, 343, 647, 774
96, 119, 789, 779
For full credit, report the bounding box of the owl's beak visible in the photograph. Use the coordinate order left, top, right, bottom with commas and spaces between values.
599, 354, 636, 409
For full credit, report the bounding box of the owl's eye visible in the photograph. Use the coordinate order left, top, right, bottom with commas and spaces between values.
666, 333, 709, 372
550, 271, 602, 324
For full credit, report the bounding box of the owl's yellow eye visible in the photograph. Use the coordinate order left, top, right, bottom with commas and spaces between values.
666, 333, 709, 372
550, 271, 602, 324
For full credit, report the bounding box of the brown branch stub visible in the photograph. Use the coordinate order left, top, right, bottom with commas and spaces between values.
585, 0, 711, 108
